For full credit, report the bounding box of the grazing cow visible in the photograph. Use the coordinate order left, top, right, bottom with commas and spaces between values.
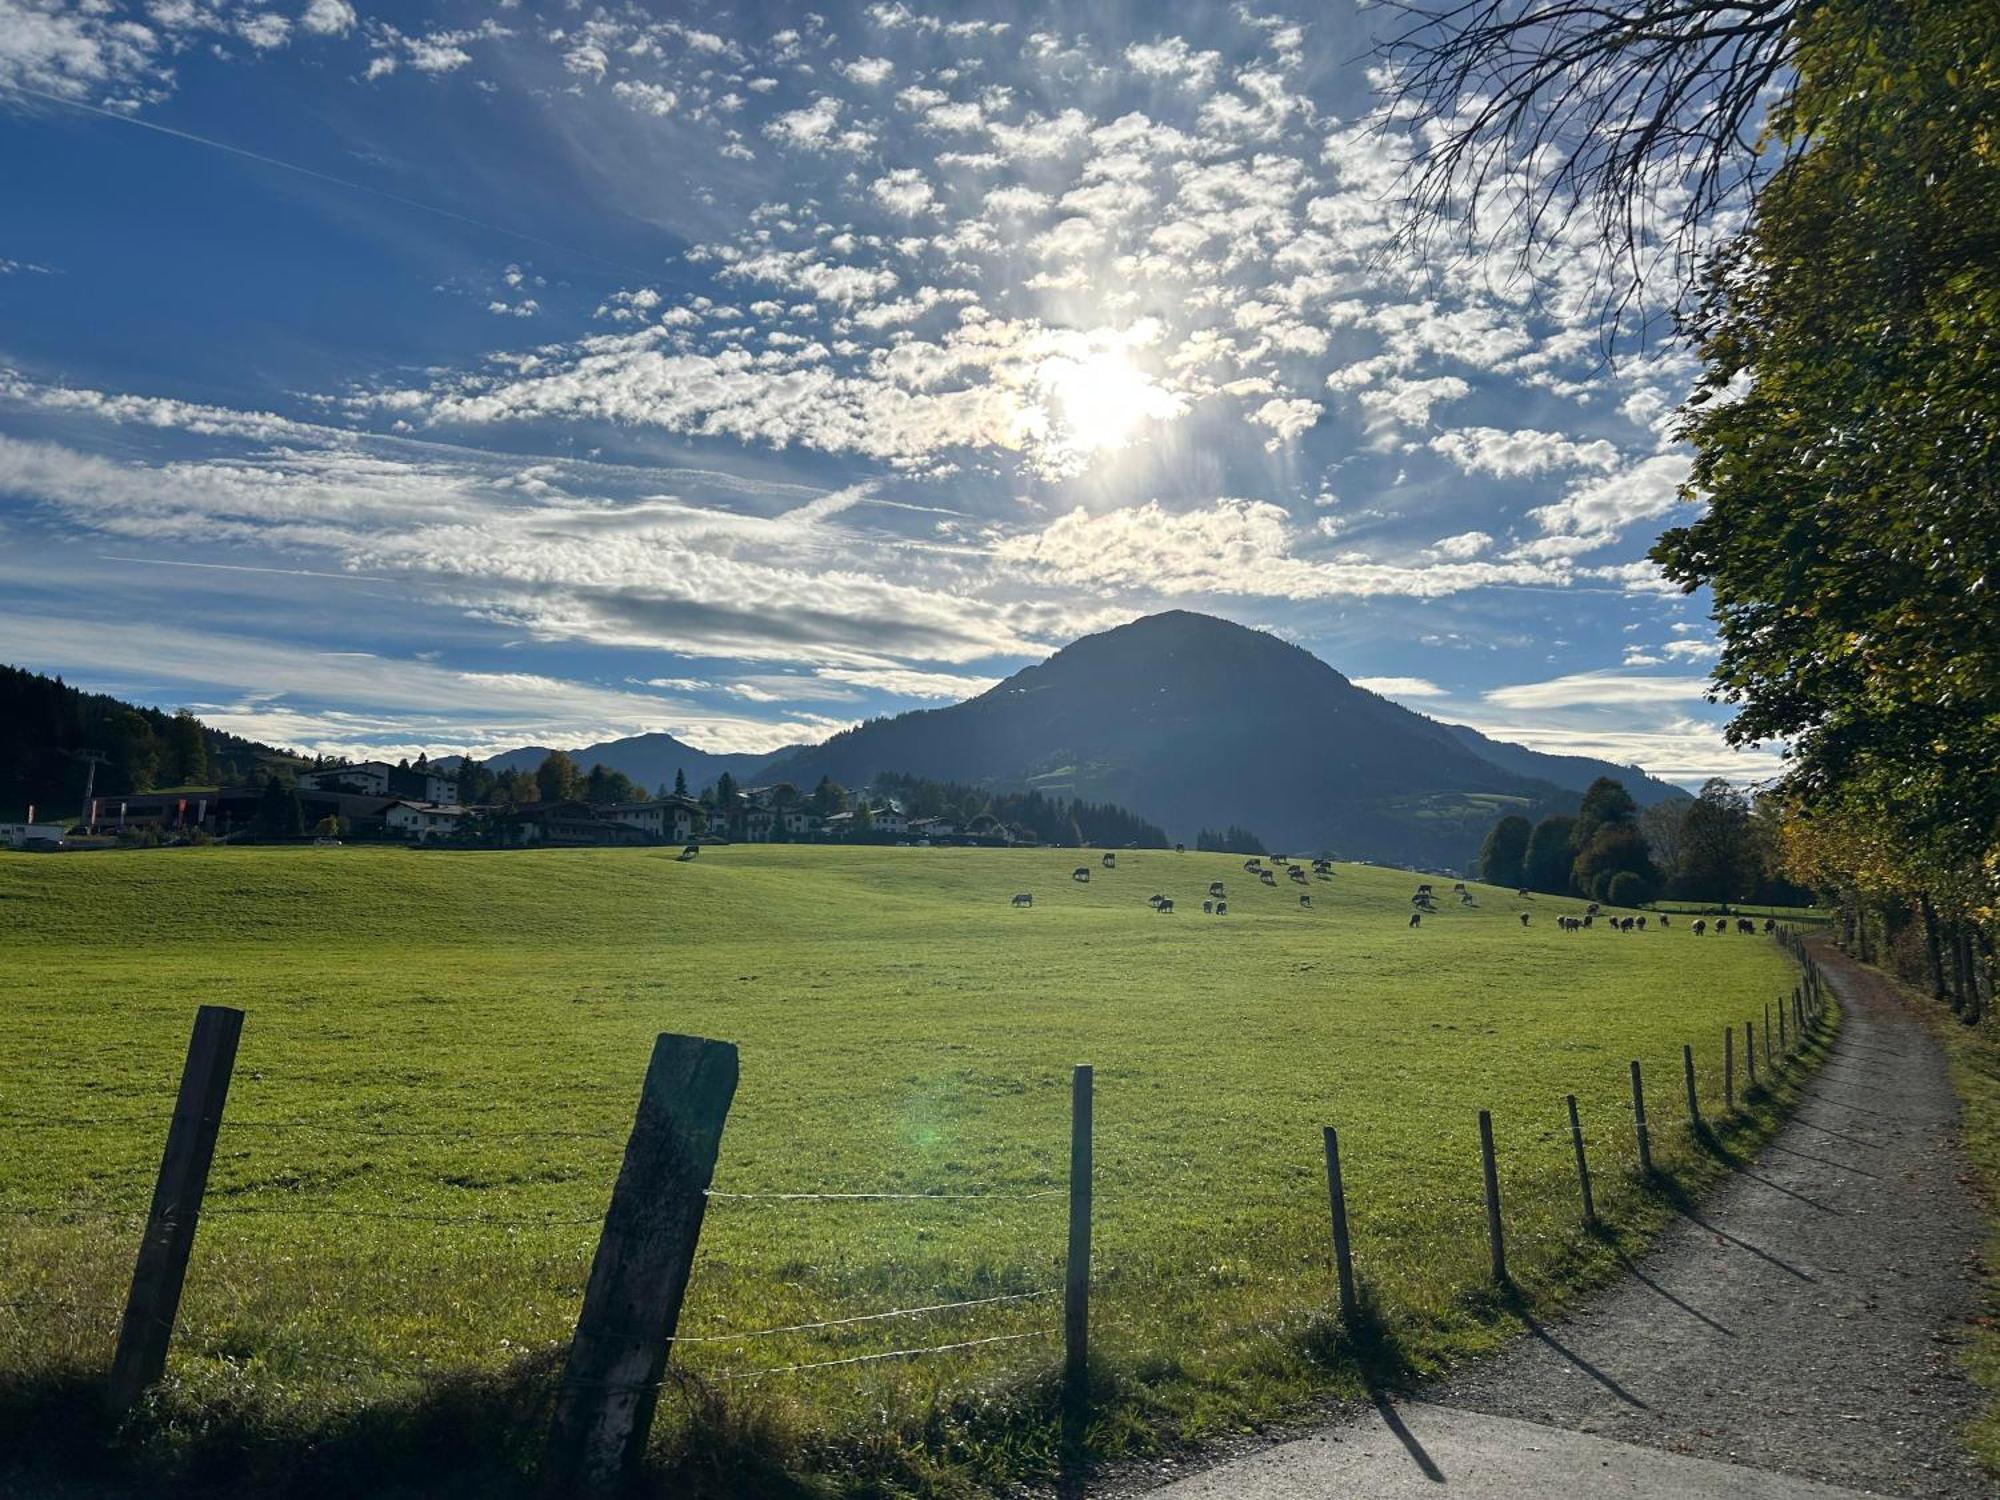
1693, 919, 1707, 936
1409, 912, 1422, 927
1208, 881, 1226, 898
1659, 914, 1670, 928
1260, 870, 1278, 886
1517, 887, 1531, 898
1739, 918, 1757, 935
1583, 913, 1594, 928
1214, 901, 1228, 916
1763, 917, 1777, 934
1637, 916, 1647, 931
1622, 917, 1636, 932
1157, 898, 1175, 914
1586, 902, 1601, 916
1072, 867, 1090, 883
1290, 868, 1308, 884
1460, 891, 1475, 905
1011, 892, 1032, 907
1203, 900, 1214, 914
1299, 893, 1312, 908
1175, 843, 1186, 854
1453, 882, 1467, 893
1416, 883, 1433, 896
1102, 852, 1117, 868
1520, 913, 1531, 927
1147, 894, 1165, 908
1244, 859, 1264, 873
679, 844, 700, 860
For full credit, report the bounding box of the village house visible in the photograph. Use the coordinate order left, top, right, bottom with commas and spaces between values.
600, 797, 702, 844
298, 760, 456, 805
509, 801, 653, 848
383, 801, 468, 842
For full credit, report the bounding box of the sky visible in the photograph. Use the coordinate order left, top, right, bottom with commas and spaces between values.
0, 0, 1782, 785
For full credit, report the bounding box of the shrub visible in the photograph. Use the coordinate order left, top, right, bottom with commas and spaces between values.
1606, 870, 1654, 908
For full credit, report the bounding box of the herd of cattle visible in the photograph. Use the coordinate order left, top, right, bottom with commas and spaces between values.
1011, 856, 1782, 937
1011, 852, 1334, 916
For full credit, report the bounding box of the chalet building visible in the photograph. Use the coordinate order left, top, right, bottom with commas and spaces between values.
383, 801, 468, 841
511, 801, 653, 847
601, 798, 702, 844
298, 760, 456, 805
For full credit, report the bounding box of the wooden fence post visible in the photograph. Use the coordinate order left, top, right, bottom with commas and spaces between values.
1724, 1027, 1734, 1112
109, 1004, 244, 1412
1063, 1063, 1094, 1423
1478, 1110, 1506, 1285
1683, 1044, 1701, 1130
540, 1033, 738, 1497
1321, 1126, 1358, 1326
1630, 1061, 1652, 1175
1566, 1094, 1595, 1228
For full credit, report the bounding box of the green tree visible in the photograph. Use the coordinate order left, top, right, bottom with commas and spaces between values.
1677, 780, 1761, 907
1650, 0, 2000, 929
256, 775, 304, 840
535, 751, 581, 804
583, 763, 642, 805
1476, 814, 1532, 888
163, 711, 208, 785
1572, 822, 1655, 902
107, 710, 159, 794
1606, 870, 1653, 909
457, 759, 497, 806
713, 771, 739, 834
1522, 815, 1577, 895
673, 767, 689, 798
1572, 777, 1637, 850
808, 775, 846, 820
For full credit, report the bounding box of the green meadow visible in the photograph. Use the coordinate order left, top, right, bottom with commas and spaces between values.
0, 844, 1814, 1496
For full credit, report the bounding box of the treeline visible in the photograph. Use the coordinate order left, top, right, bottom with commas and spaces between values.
869, 772, 1169, 847
1196, 826, 1267, 856
0, 665, 296, 818
453, 751, 647, 809
1476, 776, 1811, 907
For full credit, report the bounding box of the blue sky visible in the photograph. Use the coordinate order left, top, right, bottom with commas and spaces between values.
0, 0, 1779, 784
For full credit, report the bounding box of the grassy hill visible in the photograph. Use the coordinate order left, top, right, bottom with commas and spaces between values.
0, 845, 1814, 1497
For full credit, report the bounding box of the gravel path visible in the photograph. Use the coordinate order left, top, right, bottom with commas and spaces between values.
1128, 940, 1991, 1499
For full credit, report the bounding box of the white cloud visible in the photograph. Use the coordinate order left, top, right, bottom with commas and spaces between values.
1483, 672, 1713, 711
1528, 453, 1690, 550
1352, 675, 1445, 699
1428, 530, 1492, 561
1124, 37, 1221, 89
870, 168, 936, 217
1428, 426, 1621, 478
300, 0, 357, 38
838, 56, 894, 86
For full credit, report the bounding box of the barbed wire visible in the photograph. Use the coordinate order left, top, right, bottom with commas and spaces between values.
704, 1328, 1054, 1382
0, 1114, 625, 1142
704, 1188, 1062, 1203
669, 1289, 1056, 1344
201, 1203, 602, 1227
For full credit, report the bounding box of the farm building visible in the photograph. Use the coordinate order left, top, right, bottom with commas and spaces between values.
382, 801, 469, 842
298, 761, 456, 805
600, 798, 702, 844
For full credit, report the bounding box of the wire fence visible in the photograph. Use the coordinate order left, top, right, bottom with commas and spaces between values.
1, 935, 1834, 1444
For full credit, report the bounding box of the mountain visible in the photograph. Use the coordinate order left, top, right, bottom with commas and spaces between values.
755, 611, 1603, 867
1430, 720, 1687, 806
482, 731, 799, 796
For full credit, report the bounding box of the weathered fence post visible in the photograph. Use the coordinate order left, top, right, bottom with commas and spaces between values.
1746, 1020, 1758, 1089
1478, 1110, 1506, 1285
1630, 1061, 1652, 1175
1683, 1044, 1701, 1131
1321, 1126, 1358, 1326
109, 1004, 245, 1412
540, 1033, 738, 1497
1724, 1027, 1734, 1113
1566, 1094, 1595, 1228
1794, 987, 1804, 1036
1063, 1063, 1094, 1425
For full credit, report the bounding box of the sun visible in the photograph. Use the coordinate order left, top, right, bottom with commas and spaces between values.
1035, 345, 1179, 457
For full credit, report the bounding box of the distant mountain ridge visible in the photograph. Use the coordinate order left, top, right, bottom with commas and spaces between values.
482, 731, 798, 795
474, 612, 1687, 866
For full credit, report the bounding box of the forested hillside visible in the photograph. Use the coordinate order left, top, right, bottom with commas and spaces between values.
0, 666, 303, 819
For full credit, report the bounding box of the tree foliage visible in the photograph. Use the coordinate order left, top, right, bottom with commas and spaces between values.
1523, 814, 1577, 894
1476, 813, 1531, 888
1197, 825, 1268, 856
1651, 0, 2000, 938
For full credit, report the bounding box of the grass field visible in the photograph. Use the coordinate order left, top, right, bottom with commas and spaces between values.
0, 844, 1815, 1496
